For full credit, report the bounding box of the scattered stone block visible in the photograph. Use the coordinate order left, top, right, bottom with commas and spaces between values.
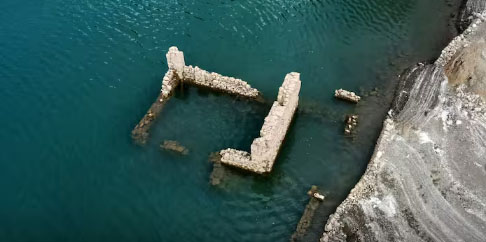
344, 114, 359, 135
334, 89, 361, 103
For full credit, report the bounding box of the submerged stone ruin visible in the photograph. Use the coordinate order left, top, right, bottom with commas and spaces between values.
333, 89, 360, 136
344, 114, 358, 135
219, 72, 301, 174
132, 47, 301, 177
291, 186, 325, 242
334, 89, 361, 103
208, 152, 226, 186
131, 47, 261, 145
160, 140, 189, 155
131, 69, 177, 145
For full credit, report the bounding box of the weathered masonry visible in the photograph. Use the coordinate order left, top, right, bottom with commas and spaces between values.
334, 89, 361, 103
291, 186, 325, 242
131, 47, 261, 145
132, 47, 301, 175
219, 72, 301, 174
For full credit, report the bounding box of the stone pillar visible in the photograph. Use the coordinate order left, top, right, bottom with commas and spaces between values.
166, 46, 185, 80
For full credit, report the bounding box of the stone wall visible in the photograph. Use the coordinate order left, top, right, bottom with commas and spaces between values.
182, 65, 260, 98
131, 70, 178, 144
220, 72, 301, 174
132, 46, 261, 144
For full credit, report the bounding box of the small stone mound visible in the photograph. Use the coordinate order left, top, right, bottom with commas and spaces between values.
344, 114, 359, 135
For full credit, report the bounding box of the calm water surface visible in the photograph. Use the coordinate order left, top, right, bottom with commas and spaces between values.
0, 0, 455, 241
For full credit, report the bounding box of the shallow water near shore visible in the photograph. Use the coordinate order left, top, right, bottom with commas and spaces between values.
0, 0, 457, 241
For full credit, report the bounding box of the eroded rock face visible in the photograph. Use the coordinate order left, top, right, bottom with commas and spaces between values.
445, 41, 486, 98
458, 0, 486, 31
321, 7, 486, 242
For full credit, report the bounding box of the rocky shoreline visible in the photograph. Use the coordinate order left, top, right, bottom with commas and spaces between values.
321, 1, 486, 241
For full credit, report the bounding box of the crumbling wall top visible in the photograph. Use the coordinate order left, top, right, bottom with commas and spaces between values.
166, 46, 185, 79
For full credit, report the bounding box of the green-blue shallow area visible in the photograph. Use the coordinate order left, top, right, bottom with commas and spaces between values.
0, 0, 456, 241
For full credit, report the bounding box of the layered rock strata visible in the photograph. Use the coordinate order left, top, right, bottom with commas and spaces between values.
219, 72, 301, 174
131, 47, 260, 144
321, 6, 486, 242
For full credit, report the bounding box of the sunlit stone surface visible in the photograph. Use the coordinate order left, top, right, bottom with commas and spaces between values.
220, 72, 301, 174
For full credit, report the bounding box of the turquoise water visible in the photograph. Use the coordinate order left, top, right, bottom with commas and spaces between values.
0, 0, 456, 241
